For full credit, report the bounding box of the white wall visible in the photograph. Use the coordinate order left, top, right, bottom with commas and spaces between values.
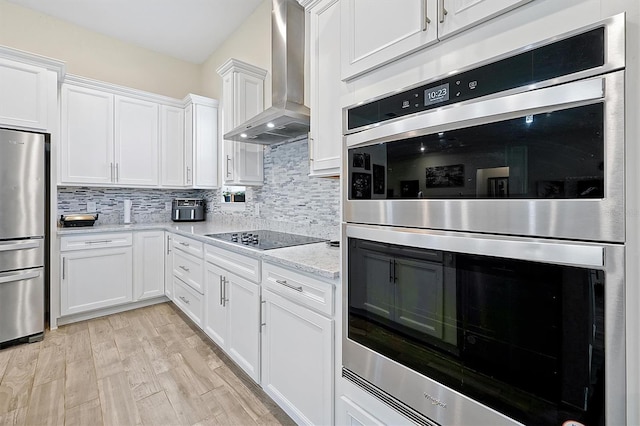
200, 0, 272, 102
0, 0, 202, 98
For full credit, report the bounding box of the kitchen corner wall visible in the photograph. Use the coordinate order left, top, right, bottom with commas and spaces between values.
57, 137, 340, 239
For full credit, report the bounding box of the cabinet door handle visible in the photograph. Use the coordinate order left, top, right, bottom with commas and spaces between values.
179, 265, 190, 272
219, 275, 224, 306
423, 0, 431, 30
179, 242, 190, 247
62, 258, 66, 280
115, 163, 120, 182
179, 296, 190, 305
275, 279, 303, 292
226, 155, 232, 177
222, 277, 228, 307
167, 236, 171, 254
308, 137, 314, 162
439, 0, 447, 23
260, 299, 266, 329
110, 163, 114, 182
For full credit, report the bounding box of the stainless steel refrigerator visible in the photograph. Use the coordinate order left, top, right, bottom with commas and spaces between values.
0, 128, 45, 345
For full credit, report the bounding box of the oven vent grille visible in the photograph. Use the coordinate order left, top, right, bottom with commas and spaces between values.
342, 368, 439, 426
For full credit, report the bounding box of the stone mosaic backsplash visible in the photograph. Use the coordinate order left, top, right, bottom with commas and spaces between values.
57, 138, 341, 238
57, 187, 207, 225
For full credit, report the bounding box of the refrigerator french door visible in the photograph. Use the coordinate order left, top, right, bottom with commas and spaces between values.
0, 128, 45, 345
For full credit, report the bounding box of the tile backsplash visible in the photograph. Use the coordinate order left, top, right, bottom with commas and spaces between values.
57, 138, 341, 239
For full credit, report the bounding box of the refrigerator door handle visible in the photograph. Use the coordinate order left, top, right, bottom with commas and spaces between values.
0, 269, 41, 284
0, 240, 41, 252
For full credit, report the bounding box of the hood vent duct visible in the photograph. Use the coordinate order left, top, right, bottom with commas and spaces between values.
224, 0, 310, 144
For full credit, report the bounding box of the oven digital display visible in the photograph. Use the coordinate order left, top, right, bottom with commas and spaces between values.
425, 83, 450, 105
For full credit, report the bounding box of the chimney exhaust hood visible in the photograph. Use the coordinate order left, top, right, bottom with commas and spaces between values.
224, 0, 310, 145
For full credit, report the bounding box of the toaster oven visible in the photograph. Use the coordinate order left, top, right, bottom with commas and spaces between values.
171, 198, 205, 222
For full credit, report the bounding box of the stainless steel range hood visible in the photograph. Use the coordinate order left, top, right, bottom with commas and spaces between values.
224, 0, 310, 145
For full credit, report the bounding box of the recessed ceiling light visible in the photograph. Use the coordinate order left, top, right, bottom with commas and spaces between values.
240, 133, 248, 138
267, 122, 275, 128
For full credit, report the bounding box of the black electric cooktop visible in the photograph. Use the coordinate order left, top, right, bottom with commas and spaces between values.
206, 230, 327, 250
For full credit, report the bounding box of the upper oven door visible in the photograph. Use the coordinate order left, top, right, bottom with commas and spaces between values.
344, 70, 624, 242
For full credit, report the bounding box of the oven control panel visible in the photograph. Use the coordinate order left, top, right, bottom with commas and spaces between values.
347, 26, 606, 132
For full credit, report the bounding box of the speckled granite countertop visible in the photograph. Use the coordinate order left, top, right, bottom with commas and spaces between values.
57, 222, 341, 281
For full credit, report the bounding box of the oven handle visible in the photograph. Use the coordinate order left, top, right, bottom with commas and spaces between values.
346, 224, 605, 268
346, 72, 609, 148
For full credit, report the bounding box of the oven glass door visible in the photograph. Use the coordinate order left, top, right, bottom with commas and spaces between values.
344, 225, 625, 426
344, 71, 624, 242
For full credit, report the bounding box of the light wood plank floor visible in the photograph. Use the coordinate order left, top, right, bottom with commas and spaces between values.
0, 303, 296, 426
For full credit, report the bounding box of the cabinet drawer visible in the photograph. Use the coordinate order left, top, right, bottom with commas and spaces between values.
173, 277, 203, 327
262, 262, 334, 317
61, 232, 133, 252
172, 234, 203, 258
173, 249, 203, 294
205, 245, 260, 283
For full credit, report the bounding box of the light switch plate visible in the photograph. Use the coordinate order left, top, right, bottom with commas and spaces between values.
87, 201, 97, 212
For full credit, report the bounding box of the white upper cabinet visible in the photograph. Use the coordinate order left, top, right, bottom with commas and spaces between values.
439, 0, 534, 39
60, 84, 115, 185
340, 0, 532, 80
217, 59, 266, 186
306, 0, 342, 177
184, 94, 219, 189
160, 105, 186, 187
114, 95, 159, 186
61, 79, 160, 187
0, 58, 50, 130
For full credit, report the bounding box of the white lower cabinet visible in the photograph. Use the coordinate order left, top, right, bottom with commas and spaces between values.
204, 261, 261, 383
261, 262, 335, 425
173, 276, 204, 327
60, 233, 134, 316
133, 230, 165, 300
261, 288, 333, 425
338, 396, 385, 426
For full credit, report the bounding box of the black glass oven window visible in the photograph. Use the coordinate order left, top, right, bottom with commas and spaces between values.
348, 103, 604, 200
348, 238, 605, 426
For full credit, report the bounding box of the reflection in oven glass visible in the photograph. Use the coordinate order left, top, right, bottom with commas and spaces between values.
348, 238, 605, 425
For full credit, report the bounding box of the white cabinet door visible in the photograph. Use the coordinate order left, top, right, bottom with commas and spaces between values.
133, 231, 165, 300
308, 0, 341, 177
115, 95, 159, 186
204, 263, 228, 348
61, 247, 133, 316
337, 396, 385, 426
261, 289, 333, 426
0, 58, 49, 130
203, 261, 260, 382
60, 84, 114, 185
160, 105, 186, 187
185, 101, 218, 188
218, 60, 266, 186
439, 0, 534, 39
226, 273, 261, 383
165, 233, 174, 300
341, 0, 437, 80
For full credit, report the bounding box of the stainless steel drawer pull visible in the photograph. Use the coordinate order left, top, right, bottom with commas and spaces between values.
0, 240, 40, 252
0, 269, 40, 284
423, 0, 431, 31
84, 240, 112, 245
179, 242, 190, 247
179, 265, 190, 272
219, 276, 224, 306
179, 296, 190, 305
276, 279, 303, 292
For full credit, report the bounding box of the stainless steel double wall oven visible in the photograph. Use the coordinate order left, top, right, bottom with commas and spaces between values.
342, 14, 626, 426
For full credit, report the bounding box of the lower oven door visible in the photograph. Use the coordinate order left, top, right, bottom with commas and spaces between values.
342, 223, 625, 426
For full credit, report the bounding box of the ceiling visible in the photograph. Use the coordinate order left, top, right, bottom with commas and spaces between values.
5, 0, 264, 64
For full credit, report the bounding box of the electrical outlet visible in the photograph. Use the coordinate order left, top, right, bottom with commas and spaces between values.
87, 201, 97, 212
165, 202, 172, 211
